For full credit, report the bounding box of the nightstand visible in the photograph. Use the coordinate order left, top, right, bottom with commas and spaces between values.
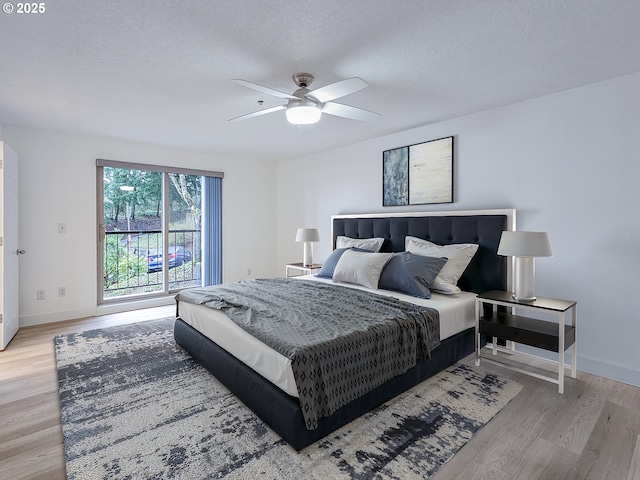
285, 263, 322, 278
475, 290, 577, 393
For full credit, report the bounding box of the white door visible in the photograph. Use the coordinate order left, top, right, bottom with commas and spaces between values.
0, 142, 20, 350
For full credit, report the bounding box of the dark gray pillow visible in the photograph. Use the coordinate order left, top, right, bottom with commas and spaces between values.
378, 252, 448, 298
315, 247, 371, 279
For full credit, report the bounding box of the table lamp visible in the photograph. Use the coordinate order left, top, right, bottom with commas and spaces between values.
295, 228, 320, 267
497, 231, 553, 301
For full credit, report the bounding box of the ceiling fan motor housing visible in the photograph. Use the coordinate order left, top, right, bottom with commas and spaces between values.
288, 83, 321, 116
287, 96, 318, 109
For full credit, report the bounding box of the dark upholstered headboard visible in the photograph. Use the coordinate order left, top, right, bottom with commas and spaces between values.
331, 210, 515, 294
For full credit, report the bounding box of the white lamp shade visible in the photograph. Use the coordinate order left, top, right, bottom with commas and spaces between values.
286, 104, 321, 125
497, 231, 553, 258
295, 228, 320, 243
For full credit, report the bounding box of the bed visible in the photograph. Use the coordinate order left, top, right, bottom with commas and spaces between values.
174, 209, 515, 451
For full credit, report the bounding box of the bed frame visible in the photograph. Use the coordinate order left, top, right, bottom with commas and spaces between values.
174, 209, 515, 451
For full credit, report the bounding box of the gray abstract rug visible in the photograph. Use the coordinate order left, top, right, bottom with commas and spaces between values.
55, 318, 522, 480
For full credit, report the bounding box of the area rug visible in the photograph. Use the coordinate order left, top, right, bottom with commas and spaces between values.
55, 318, 522, 480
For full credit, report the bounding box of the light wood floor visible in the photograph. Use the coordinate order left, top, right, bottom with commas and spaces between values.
1, 306, 638, 480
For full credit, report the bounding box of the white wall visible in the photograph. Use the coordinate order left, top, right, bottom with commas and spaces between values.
276, 71, 640, 387
1, 126, 277, 325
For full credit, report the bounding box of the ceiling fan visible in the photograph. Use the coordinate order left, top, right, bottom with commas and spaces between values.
229, 73, 381, 125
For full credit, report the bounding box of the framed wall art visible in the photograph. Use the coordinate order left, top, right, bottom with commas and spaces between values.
383, 136, 453, 206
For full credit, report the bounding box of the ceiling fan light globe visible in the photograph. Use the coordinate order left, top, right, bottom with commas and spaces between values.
286, 104, 321, 125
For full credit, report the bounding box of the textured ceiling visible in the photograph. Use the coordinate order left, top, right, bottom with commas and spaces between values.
1, 0, 639, 162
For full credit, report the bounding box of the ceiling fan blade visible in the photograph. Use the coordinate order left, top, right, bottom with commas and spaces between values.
322, 102, 381, 121
306, 77, 368, 103
232, 79, 298, 100
228, 105, 286, 122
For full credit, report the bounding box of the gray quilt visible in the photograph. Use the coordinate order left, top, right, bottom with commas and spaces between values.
176, 278, 440, 430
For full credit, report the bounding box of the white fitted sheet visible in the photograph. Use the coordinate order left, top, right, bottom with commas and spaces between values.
177, 275, 477, 398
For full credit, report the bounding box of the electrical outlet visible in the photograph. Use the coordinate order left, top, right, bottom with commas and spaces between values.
247, 267, 252, 276
58, 287, 66, 297
37, 289, 46, 300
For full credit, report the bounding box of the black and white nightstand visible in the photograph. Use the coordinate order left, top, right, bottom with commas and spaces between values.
475, 290, 577, 393
285, 263, 323, 278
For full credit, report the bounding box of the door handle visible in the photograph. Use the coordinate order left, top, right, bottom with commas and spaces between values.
16, 249, 26, 255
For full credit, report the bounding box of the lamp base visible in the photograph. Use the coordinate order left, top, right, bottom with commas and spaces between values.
513, 257, 536, 302
302, 242, 313, 267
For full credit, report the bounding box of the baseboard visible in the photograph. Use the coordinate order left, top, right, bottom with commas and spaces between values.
19, 296, 175, 327
577, 353, 640, 388
20, 307, 97, 327
515, 344, 640, 388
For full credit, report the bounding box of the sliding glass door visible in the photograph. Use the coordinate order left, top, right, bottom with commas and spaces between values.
97, 160, 222, 303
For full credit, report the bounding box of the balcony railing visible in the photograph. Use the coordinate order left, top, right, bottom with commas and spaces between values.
103, 229, 201, 299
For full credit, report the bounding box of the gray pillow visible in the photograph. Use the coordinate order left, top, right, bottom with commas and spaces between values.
315, 247, 371, 279
378, 252, 448, 298
335, 236, 385, 252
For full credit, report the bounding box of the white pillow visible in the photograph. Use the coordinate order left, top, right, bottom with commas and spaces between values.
335, 236, 385, 253
333, 250, 393, 290
405, 236, 479, 294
